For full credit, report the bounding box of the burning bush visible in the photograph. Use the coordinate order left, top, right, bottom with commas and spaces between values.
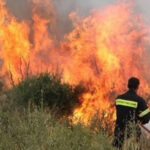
6, 73, 85, 116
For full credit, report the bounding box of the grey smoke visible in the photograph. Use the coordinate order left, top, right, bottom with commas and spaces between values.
6, 0, 31, 20
5, 0, 150, 39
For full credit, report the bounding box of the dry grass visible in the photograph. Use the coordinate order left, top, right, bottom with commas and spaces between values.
0, 101, 115, 150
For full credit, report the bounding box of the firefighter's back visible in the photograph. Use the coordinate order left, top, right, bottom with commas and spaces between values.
116, 89, 140, 128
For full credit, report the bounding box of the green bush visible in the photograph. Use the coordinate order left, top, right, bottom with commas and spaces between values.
7, 73, 85, 116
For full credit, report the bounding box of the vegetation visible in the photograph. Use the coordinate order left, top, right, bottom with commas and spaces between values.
0, 73, 150, 150
6, 73, 85, 116
0, 101, 114, 150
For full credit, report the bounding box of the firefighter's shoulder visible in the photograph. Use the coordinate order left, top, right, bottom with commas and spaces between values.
136, 95, 147, 106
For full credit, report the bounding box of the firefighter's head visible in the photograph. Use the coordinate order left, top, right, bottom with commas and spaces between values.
128, 77, 140, 91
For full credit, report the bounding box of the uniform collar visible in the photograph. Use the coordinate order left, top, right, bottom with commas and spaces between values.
128, 89, 137, 94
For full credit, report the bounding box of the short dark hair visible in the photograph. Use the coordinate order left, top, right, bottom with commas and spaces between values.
128, 77, 140, 90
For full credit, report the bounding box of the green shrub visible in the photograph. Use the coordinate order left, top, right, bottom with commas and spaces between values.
6, 73, 85, 116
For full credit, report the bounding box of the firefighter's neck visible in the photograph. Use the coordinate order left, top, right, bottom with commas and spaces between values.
129, 88, 138, 93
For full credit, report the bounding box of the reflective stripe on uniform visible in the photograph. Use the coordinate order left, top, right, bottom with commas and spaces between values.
116, 99, 138, 108
139, 108, 150, 118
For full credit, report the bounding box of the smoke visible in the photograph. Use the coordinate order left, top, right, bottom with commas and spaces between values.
136, 0, 150, 23
5, 0, 31, 20
53, 0, 117, 39
5, 0, 150, 40
5, 0, 117, 39
6, 0, 116, 18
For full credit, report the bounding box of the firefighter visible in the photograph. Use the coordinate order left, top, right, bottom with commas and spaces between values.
113, 77, 150, 149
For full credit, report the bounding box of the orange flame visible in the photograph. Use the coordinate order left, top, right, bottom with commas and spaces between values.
0, 1, 30, 84
61, 2, 150, 124
0, 0, 150, 124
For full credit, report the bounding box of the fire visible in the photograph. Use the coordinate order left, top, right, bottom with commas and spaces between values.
30, 0, 56, 74
62, 2, 150, 124
0, 1, 30, 84
0, 0, 55, 83
0, 0, 150, 124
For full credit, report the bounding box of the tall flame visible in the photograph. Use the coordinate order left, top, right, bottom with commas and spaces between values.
0, 0, 150, 124
61, 2, 150, 123
0, 0, 30, 84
